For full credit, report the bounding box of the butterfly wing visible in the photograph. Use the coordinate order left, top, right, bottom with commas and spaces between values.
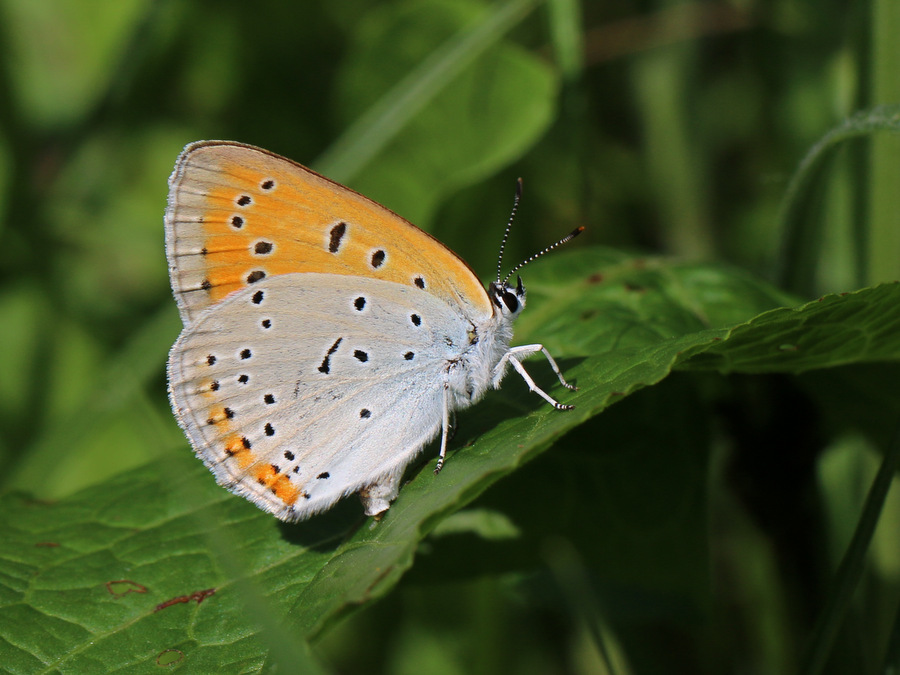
165, 141, 492, 326
167, 273, 472, 520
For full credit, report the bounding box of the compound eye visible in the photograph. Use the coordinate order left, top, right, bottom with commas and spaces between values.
502, 291, 519, 313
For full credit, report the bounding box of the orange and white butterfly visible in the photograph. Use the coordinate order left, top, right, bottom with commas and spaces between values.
166, 141, 580, 521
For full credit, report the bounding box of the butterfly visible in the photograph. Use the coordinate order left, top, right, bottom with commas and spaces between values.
165, 141, 581, 521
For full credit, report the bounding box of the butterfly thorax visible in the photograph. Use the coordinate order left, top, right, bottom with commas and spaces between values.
446, 278, 525, 410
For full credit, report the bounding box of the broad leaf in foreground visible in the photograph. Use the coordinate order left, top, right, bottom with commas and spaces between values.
2, 248, 898, 672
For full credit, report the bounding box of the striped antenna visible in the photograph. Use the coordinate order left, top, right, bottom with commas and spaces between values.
501, 226, 585, 285
496, 178, 524, 283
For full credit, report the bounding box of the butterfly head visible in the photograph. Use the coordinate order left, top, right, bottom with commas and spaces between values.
492, 179, 584, 320
488, 275, 526, 318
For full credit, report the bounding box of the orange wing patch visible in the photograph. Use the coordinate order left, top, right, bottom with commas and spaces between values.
223, 434, 255, 469
165, 141, 492, 325
254, 463, 300, 506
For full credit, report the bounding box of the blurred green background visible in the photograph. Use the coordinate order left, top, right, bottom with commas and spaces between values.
1, 0, 899, 673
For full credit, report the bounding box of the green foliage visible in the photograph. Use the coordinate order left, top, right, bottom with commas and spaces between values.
4, 251, 896, 672
1, 0, 900, 673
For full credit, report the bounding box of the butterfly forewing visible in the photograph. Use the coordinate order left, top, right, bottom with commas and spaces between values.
168, 273, 469, 520
165, 141, 492, 326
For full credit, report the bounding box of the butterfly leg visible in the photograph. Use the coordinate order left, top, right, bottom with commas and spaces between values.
434, 383, 452, 475
494, 344, 576, 410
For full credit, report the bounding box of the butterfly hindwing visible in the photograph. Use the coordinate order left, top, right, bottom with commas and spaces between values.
165, 141, 492, 326
167, 273, 470, 520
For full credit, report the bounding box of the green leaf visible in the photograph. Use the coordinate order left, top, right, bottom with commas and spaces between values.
681, 282, 900, 374
0, 0, 149, 128
323, 0, 557, 224
3, 248, 899, 670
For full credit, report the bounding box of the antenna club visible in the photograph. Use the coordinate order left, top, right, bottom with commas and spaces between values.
558, 226, 585, 244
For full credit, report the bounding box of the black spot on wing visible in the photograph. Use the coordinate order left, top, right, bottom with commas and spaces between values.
329, 222, 347, 253
318, 337, 343, 374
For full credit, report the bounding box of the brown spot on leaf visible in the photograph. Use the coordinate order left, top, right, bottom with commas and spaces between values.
154, 588, 217, 612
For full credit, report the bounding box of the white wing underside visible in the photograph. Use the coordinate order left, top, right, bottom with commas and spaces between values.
168, 273, 473, 520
